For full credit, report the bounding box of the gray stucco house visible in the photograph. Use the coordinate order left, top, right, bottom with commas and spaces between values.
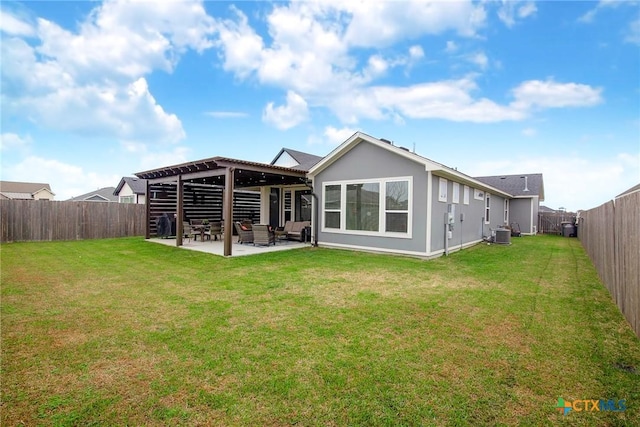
308, 132, 543, 258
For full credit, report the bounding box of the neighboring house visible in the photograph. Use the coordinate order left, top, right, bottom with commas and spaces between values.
307, 132, 529, 258
539, 205, 557, 213
114, 177, 147, 204
68, 187, 118, 202
616, 183, 640, 199
269, 148, 323, 224
0, 180, 55, 200
474, 173, 544, 235
271, 147, 323, 171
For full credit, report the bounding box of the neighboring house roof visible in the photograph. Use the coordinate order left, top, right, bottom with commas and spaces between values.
114, 177, 147, 195
616, 183, 640, 199
271, 148, 323, 171
308, 132, 514, 198
0, 180, 55, 200
68, 187, 118, 202
539, 205, 557, 213
474, 173, 545, 201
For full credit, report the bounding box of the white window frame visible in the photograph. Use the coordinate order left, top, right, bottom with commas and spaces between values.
504, 199, 509, 224
452, 182, 460, 204
484, 193, 491, 224
384, 180, 411, 234
321, 176, 413, 238
119, 195, 135, 204
463, 185, 470, 205
474, 188, 484, 200
323, 184, 342, 229
438, 177, 448, 202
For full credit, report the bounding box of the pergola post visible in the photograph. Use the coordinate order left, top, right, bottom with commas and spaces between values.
223, 167, 235, 256
144, 178, 151, 239
176, 176, 183, 246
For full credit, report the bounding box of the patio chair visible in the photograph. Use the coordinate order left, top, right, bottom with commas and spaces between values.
182, 221, 199, 242
209, 221, 222, 241
253, 224, 276, 246
234, 222, 254, 244
274, 221, 294, 240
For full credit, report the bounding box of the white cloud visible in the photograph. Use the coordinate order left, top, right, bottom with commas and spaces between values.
1, 0, 216, 146
467, 51, 489, 69
522, 128, 537, 137
262, 91, 309, 130
579, 0, 624, 23
511, 80, 603, 110
0, 10, 35, 36
324, 126, 358, 145
3, 155, 120, 201
409, 45, 425, 60
625, 17, 640, 45
445, 40, 459, 53
0, 133, 31, 151
470, 152, 640, 211
497, 1, 537, 28
343, 0, 487, 46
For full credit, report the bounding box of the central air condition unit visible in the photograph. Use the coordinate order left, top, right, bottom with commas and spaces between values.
495, 228, 511, 245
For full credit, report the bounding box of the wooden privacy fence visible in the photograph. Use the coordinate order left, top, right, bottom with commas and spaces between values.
579, 191, 640, 338
0, 199, 146, 242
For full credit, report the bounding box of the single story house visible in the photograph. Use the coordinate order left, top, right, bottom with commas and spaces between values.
114, 177, 147, 204
68, 187, 118, 202
308, 132, 542, 257
0, 181, 55, 200
136, 131, 543, 257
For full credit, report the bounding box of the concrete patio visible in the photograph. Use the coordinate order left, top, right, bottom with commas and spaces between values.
148, 236, 311, 257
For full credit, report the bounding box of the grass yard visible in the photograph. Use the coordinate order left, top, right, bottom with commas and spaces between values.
1, 235, 639, 426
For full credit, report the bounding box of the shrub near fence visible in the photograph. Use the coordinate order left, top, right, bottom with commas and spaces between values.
579, 191, 640, 338
0, 199, 146, 243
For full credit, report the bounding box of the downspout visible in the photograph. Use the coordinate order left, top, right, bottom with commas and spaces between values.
302, 178, 318, 247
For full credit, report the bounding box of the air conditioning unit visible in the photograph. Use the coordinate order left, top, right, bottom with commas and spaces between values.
495, 228, 511, 245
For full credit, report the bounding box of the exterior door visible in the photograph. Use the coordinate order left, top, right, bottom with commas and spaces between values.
269, 188, 280, 227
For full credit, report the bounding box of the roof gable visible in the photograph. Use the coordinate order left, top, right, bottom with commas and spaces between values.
271, 148, 323, 171
114, 177, 147, 195
0, 181, 54, 197
308, 132, 513, 198
69, 187, 118, 202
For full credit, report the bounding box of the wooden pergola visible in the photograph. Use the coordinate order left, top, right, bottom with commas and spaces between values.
135, 156, 308, 256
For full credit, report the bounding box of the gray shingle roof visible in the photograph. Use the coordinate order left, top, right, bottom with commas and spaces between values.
616, 183, 640, 198
114, 177, 147, 195
271, 148, 324, 171
68, 187, 118, 202
474, 173, 544, 200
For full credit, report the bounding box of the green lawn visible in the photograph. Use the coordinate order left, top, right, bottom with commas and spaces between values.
1, 235, 638, 426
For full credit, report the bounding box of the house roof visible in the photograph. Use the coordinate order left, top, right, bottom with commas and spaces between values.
271, 148, 323, 171
539, 205, 557, 213
616, 183, 640, 198
68, 187, 118, 202
0, 180, 54, 199
474, 173, 545, 201
114, 176, 147, 195
307, 132, 513, 198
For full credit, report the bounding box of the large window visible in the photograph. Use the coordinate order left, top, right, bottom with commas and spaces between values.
324, 185, 341, 229
385, 181, 409, 233
119, 195, 135, 203
323, 177, 412, 237
463, 185, 470, 205
346, 183, 380, 231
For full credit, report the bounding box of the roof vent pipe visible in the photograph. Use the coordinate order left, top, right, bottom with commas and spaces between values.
380, 138, 393, 145
521, 176, 530, 192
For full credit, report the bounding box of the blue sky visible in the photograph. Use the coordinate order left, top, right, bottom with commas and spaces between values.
1, 0, 638, 211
